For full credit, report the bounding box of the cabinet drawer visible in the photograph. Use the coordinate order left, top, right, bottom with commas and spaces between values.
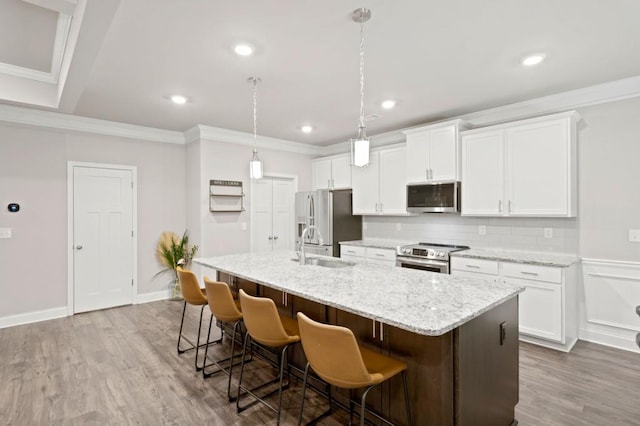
341, 254, 365, 264
451, 269, 500, 284
366, 258, 396, 268
340, 245, 366, 257
450, 257, 499, 275
502, 262, 562, 284
366, 247, 396, 262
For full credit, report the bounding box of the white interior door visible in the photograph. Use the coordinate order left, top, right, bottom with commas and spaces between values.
251, 176, 295, 252
73, 166, 134, 313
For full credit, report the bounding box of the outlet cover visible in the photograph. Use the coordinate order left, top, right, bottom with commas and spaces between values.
0, 228, 12, 239
544, 228, 553, 239
396, 223, 402, 231
478, 225, 486, 235
241, 222, 247, 231
629, 229, 640, 243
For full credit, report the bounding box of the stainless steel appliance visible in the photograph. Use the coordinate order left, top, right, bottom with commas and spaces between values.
396, 242, 469, 273
407, 181, 461, 213
295, 189, 362, 257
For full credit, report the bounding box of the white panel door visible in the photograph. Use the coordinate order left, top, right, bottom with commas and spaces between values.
405, 131, 430, 183
251, 179, 274, 252
271, 178, 294, 250
461, 130, 505, 216
429, 125, 458, 181
506, 119, 569, 216
251, 177, 295, 252
74, 166, 133, 313
352, 151, 379, 214
379, 147, 407, 214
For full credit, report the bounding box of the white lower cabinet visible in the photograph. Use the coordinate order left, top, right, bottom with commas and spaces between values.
340, 245, 396, 268
451, 257, 577, 351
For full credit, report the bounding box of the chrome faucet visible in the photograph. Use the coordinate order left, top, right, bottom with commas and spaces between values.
298, 225, 323, 265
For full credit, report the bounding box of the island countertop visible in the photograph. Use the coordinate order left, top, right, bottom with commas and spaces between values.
195, 251, 524, 337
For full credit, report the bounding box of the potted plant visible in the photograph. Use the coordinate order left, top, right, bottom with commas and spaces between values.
155, 230, 199, 299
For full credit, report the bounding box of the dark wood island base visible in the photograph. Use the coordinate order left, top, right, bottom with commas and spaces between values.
218, 272, 519, 426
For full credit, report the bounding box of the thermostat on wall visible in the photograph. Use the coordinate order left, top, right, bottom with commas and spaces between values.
7, 203, 19, 213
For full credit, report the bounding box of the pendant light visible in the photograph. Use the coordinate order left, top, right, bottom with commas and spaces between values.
249, 76, 263, 179
350, 7, 371, 168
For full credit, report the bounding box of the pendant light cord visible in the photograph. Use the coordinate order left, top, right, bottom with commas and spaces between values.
252, 77, 258, 153
358, 17, 365, 131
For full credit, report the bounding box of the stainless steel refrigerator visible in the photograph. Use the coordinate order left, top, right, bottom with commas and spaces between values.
295, 189, 362, 257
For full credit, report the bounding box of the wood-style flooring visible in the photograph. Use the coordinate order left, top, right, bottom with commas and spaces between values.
0, 300, 638, 425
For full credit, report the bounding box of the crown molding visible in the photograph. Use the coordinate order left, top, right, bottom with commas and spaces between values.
194, 124, 325, 156
0, 103, 184, 144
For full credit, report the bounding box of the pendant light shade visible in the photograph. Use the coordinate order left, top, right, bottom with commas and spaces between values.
249, 77, 263, 180
350, 7, 371, 168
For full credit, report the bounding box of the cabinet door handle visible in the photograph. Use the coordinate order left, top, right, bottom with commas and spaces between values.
426, 168, 429, 180
520, 271, 539, 276
508, 200, 512, 213
429, 168, 433, 180
375, 253, 385, 257
346, 250, 356, 254
498, 200, 502, 213
466, 264, 480, 269
380, 322, 384, 342
331, 179, 334, 187
372, 320, 376, 339
375, 203, 379, 212
380, 203, 383, 212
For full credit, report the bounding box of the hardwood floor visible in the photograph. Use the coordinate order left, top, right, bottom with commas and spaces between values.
0, 300, 638, 425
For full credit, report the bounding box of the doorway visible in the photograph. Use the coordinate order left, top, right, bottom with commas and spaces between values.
251, 175, 297, 252
67, 162, 137, 314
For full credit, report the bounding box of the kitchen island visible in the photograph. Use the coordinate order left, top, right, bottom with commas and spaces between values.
195, 251, 524, 426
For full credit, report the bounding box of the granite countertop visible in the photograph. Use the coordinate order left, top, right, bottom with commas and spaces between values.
451, 248, 579, 267
194, 251, 524, 337
339, 239, 415, 250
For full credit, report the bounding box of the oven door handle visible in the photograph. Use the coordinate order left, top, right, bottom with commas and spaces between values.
396, 257, 448, 268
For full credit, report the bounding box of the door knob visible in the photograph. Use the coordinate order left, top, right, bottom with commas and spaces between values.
273, 236, 278, 240
268, 236, 273, 240
75, 245, 83, 250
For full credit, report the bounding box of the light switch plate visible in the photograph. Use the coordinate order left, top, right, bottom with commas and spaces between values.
0, 228, 12, 239
241, 222, 247, 231
544, 228, 553, 239
629, 229, 640, 243
478, 225, 486, 235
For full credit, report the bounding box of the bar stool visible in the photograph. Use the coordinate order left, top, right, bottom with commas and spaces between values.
176, 267, 208, 371
296, 312, 412, 426
236, 289, 301, 425
202, 277, 246, 401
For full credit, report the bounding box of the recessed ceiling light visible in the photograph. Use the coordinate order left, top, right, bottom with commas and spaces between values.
170, 95, 187, 105
301, 125, 313, 134
234, 44, 255, 56
381, 100, 396, 109
522, 54, 545, 66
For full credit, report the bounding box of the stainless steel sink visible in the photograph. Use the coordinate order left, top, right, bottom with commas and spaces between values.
291, 258, 355, 268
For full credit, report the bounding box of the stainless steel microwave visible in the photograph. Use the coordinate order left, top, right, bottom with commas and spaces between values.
406, 181, 460, 213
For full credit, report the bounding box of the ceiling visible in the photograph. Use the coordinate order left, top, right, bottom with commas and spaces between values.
1, 0, 640, 146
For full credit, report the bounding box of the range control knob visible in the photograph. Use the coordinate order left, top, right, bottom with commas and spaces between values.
427, 249, 435, 257
438, 251, 445, 257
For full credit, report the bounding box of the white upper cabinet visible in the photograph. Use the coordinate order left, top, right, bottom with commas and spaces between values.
352, 146, 408, 215
461, 111, 579, 217
311, 154, 352, 190
403, 120, 470, 183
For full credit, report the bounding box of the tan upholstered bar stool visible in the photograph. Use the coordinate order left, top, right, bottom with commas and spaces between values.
176, 267, 208, 371
202, 277, 246, 401
236, 289, 301, 425
296, 312, 412, 426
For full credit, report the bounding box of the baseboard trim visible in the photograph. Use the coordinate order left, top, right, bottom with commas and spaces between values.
579, 327, 640, 354
0, 306, 68, 330
136, 289, 172, 304
519, 334, 578, 353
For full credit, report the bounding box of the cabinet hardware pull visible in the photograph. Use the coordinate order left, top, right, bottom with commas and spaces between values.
508, 200, 512, 213
347, 250, 355, 254
380, 203, 383, 212
379, 322, 384, 341
520, 271, 539, 276
429, 168, 433, 180
372, 320, 376, 338
331, 179, 334, 187
498, 200, 502, 213
426, 168, 429, 180
375, 254, 385, 257
466, 264, 480, 269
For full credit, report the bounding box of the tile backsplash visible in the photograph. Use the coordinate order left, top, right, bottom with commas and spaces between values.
364, 215, 578, 254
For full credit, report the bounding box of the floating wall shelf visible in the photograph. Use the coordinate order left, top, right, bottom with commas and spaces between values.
209, 180, 244, 212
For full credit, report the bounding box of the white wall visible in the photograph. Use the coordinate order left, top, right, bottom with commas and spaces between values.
196, 138, 312, 257
0, 123, 186, 319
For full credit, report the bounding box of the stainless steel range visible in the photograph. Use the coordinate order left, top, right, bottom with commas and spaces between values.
396, 243, 469, 274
